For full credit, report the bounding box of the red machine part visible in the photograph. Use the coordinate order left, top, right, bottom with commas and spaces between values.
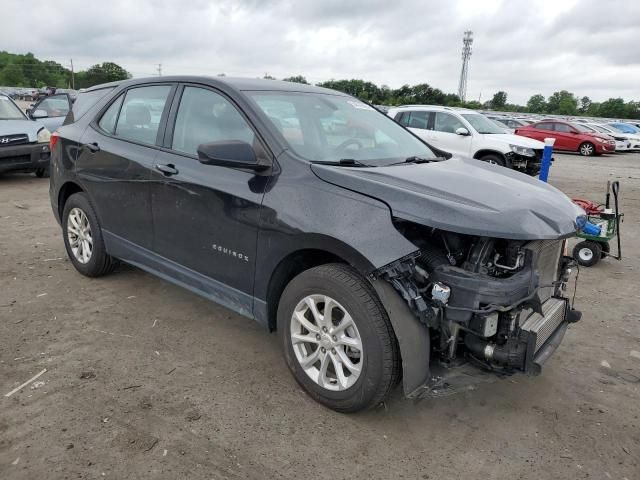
572, 198, 603, 215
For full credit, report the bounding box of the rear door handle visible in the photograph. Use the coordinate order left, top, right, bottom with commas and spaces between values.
85, 142, 100, 153
155, 163, 179, 176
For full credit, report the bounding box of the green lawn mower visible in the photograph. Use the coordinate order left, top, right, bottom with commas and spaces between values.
572, 181, 623, 267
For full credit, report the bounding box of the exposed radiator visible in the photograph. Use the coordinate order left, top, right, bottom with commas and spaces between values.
525, 240, 562, 303
520, 297, 567, 352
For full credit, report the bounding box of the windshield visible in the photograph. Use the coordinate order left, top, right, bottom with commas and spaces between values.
0, 95, 26, 120
461, 113, 505, 134
247, 92, 436, 166
610, 123, 639, 134
589, 124, 612, 134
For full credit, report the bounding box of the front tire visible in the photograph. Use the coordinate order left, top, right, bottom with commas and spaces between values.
277, 264, 400, 412
62, 193, 116, 277
573, 240, 601, 266
35, 167, 49, 178
579, 142, 595, 156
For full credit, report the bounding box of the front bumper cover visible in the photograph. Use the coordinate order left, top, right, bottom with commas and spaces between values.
0, 142, 50, 173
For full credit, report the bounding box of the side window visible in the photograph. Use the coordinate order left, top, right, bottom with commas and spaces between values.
433, 112, 465, 133
98, 94, 124, 134
36, 95, 70, 117
553, 123, 571, 133
407, 111, 429, 129
171, 86, 255, 156
114, 85, 172, 145
394, 112, 408, 126
535, 122, 552, 131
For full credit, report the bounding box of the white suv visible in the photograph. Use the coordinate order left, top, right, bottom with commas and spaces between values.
387, 105, 545, 176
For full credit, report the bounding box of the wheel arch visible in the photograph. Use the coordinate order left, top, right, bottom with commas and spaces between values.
57, 181, 85, 220
473, 149, 507, 162
261, 238, 375, 332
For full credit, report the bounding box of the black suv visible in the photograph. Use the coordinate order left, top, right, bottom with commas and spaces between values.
50, 77, 583, 412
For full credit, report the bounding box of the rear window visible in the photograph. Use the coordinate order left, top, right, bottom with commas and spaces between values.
66, 87, 115, 124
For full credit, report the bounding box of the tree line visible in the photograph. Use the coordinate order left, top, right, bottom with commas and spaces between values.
280, 75, 640, 120
0, 51, 131, 89
2, 50, 636, 119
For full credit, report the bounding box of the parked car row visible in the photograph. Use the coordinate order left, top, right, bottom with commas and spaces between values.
484, 111, 640, 155
0, 86, 78, 102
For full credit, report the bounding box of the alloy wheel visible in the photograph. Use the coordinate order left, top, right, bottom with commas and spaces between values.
580, 143, 594, 156
290, 294, 363, 391
67, 207, 93, 264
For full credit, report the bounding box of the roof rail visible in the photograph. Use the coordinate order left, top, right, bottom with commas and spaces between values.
392, 104, 454, 110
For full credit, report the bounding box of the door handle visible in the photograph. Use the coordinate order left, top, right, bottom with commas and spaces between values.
85, 142, 100, 153
155, 163, 179, 176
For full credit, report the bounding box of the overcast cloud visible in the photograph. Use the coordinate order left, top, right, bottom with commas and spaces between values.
2, 0, 639, 104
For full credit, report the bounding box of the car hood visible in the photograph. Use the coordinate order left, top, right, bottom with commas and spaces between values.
311, 157, 583, 240
0, 119, 45, 142
590, 133, 613, 141
480, 133, 545, 148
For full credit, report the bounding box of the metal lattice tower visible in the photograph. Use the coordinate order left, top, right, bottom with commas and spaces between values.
457, 30, 473, 102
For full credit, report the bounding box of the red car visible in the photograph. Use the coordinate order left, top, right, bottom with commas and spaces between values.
515, 120, 615, 156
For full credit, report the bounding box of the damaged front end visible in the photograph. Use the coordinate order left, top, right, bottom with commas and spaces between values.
374, 221, 581, 398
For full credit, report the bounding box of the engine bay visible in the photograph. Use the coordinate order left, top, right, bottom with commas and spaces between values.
378, 220, 580, 378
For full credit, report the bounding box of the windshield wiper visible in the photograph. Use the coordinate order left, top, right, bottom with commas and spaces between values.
388, 156, 436, 166
311, 159, 370, 167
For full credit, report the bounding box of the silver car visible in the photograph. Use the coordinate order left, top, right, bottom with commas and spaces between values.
0, 94, 52, 177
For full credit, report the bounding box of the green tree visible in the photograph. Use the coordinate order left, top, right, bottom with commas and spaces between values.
547, 90, 578, 115
597, 98, 627, 118
625, 101, 640, 119
282, 75, 309, 84
490, 91, 508, 109
76, 62, 130, 88
526, 94, 547, 113
317, 79, 384, 103
579, 96, 592, 114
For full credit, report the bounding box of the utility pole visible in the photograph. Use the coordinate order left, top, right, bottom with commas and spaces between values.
70, 58, 75, 90
457, 30, 473, 103
156, 63, 162, 76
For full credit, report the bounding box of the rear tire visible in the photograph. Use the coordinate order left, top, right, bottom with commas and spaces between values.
35, 167, 49, 178
277, 264, 400, 413
62, 193, 117, 277
573, 240, 601, 267
579, 142, 595, 156
480, 153, 506, 167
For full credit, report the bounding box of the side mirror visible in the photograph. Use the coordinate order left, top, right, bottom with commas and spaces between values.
31, 109, 48, 119
455, 127, 470, 136
197, 140, 269, 171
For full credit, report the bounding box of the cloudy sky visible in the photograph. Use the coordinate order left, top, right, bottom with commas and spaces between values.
2, 0, 639, 104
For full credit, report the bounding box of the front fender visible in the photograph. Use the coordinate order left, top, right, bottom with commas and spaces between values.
370, 278, 430, 398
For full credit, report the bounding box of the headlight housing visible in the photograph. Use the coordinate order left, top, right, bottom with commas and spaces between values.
510, 144, 535, 157
595, 137, 606, 143
37, 127, 51, 144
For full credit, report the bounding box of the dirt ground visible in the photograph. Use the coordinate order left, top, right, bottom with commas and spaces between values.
1, 153, 638, 480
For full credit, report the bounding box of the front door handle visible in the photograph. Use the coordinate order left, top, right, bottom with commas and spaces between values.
155, 163, 179, 176
85, 142, 100, 153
